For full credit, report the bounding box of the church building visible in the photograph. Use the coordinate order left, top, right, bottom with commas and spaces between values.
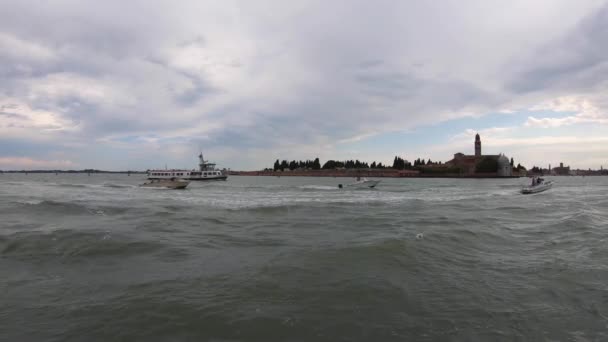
446, 134, 512, 177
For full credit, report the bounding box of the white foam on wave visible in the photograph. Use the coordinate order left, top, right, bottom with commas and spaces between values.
103, 183, 136, 189
16, 199, 44, 205
298, 185, 339, 191
172, 188, 412, 210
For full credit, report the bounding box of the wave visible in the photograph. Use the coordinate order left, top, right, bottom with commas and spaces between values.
0, 230, 164, 259
14, 200, 130, 216
103, 183, 135, 189
54, 183, 89, 188
16, 199, 44, 205
297, 185, 339, 191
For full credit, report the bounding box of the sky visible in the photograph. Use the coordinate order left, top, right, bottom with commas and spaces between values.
1, 0, 608, 170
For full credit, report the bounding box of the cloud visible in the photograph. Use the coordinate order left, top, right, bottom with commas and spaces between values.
507, 3, 608, 94
524, 96, 608, 127
0, 99, 79, 139
0, 32, 56, 62
0, 0, 607, 169
0, 157, 75, 170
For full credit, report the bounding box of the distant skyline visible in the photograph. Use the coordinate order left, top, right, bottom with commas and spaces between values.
1, 0, 608, 170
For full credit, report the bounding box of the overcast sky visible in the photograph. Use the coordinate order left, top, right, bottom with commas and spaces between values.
1, 0, 608, 170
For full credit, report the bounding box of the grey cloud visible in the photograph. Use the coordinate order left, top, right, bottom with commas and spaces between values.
0, 111, 27, 120
0, 0, 606, 169
355, 71, 422, 100
508, 3, 608, 93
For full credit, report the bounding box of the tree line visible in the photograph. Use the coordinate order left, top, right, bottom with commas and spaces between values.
272, 156, 440, 171
273, 159, 321, 171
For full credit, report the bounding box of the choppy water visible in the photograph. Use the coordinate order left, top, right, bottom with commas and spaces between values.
1, 174, 608, 341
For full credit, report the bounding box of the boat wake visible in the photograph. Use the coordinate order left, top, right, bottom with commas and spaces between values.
298, 185, 339, 191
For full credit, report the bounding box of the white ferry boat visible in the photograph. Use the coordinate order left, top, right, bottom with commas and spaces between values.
148, 154, 228, 181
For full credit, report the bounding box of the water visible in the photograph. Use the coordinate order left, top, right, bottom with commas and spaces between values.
1, 174, 607, 341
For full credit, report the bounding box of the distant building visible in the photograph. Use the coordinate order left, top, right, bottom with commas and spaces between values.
553, 162, 570, 175
475, 133, 481, 157
446, 133, 512, 177
497, 155, 512, 177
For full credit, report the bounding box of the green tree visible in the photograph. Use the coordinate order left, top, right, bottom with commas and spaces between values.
273, 159, 280, 171
312, 158, 321, 170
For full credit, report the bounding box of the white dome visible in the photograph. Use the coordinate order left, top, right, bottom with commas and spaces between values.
497, 154, 510, 166
497, 154, 512, 177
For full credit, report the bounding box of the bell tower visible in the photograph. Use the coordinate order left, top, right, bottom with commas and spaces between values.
475, 133, 481, 157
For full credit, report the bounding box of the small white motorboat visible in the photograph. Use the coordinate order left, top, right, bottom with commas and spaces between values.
339, 177, 380, 189
521, 178, 553, 194
140, 178, 190, 189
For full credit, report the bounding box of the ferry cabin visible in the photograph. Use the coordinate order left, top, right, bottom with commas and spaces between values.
148, 170, 224, 179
